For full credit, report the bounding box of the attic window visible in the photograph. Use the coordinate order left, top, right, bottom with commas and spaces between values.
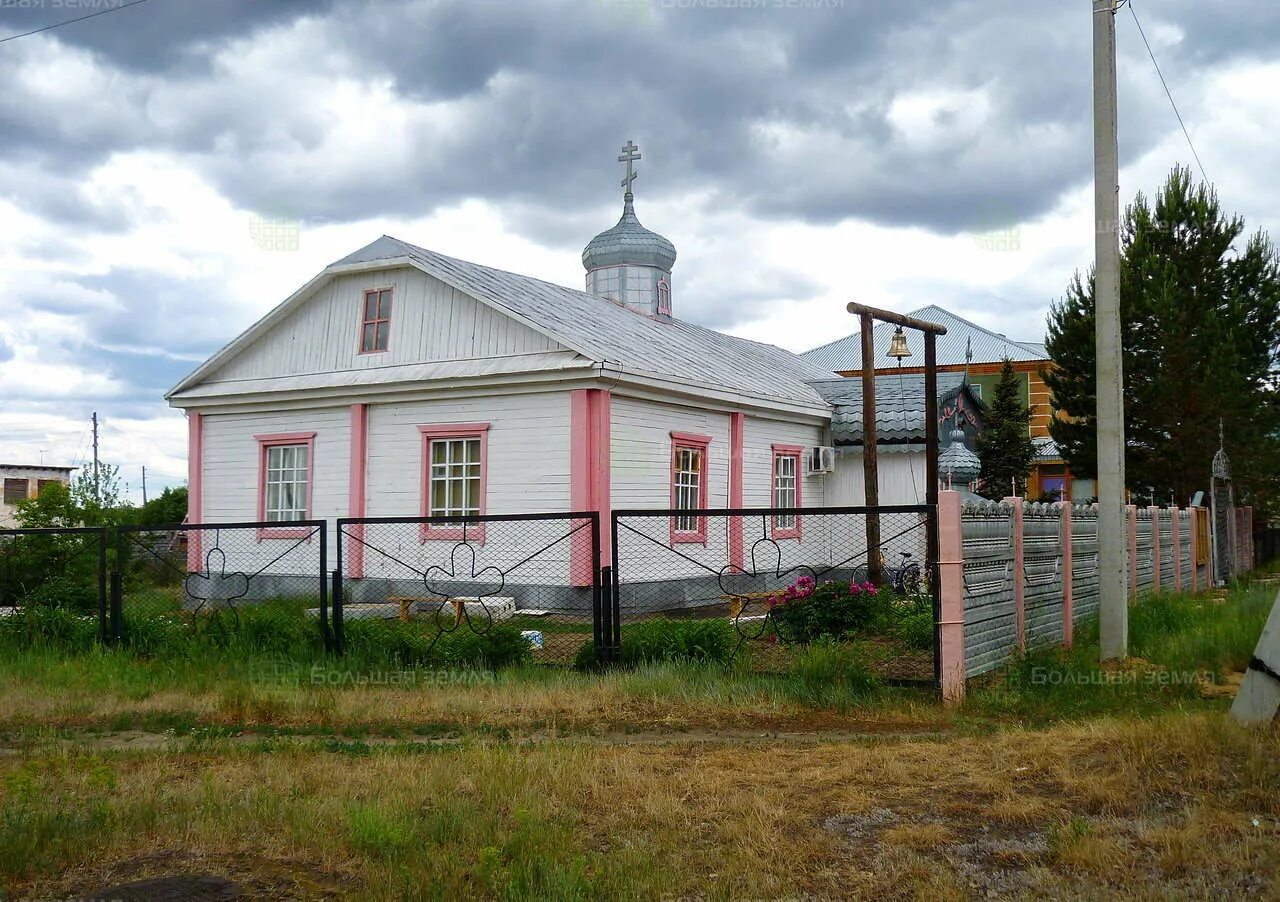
360, 288, 392, 354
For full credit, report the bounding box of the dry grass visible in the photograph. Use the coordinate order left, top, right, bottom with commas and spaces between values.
2, 713, 1277, 900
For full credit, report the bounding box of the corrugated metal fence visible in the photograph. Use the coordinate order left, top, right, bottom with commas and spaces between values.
958, 500, 1221, 679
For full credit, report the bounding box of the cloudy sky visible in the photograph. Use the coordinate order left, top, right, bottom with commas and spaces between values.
1, 0, 1277, 499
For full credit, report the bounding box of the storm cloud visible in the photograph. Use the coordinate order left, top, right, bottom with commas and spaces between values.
0, 0, 1277, 492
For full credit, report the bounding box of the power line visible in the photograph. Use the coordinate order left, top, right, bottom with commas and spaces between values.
1127, 0, 1211, 185
0, 0, 153, 46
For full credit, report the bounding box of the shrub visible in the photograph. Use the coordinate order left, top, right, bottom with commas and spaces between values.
768, 577, 896, 644
891, 592, 936, 651
343, 620, 531, 670
790, 639, 882, 703
574, 618, 736, 669
0, 604, 97, 651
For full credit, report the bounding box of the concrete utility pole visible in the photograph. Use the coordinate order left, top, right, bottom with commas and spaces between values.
91, 410, 101, 506
1094, 0, 1129, 660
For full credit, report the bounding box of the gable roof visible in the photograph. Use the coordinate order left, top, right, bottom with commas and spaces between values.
171, 236, 833, 411
801, 304, 1049, 372
809, 372, 981, 444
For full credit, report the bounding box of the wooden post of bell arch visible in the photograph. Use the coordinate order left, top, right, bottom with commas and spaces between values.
846, 303, 948, 588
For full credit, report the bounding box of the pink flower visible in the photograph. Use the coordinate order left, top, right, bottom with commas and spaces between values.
860, 581, 876, 593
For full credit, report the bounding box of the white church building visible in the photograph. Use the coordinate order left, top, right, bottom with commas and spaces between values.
167, 144, 981, 581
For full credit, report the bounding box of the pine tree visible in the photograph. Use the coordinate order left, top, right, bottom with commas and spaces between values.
976, 358, 1036, 497
1045, 166, 1280, 514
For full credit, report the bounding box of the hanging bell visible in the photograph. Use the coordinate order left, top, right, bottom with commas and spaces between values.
886, 326, 912, 361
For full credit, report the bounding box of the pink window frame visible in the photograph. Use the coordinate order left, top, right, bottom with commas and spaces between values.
255, 431, 317, 540
419, 423, 490, 544
669, 431, 711, 544
358, 287, 393, 355
770, 444, 804, 540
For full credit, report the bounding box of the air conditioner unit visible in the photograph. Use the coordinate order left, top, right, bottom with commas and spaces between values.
806, 446, 836, 476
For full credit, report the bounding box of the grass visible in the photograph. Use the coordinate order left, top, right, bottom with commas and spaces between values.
0, 577, 1277, 898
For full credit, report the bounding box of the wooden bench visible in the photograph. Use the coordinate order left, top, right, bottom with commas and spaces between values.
388, 596, 518, 623
719, 592, 777, 619
388, 595, 457, 623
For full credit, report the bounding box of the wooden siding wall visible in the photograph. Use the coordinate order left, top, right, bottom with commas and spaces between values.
611, 396, 732, 510
364, 392, 572, 518
200, 406, 350, 569
740, 415, 826, 508
205, 268, 563, 384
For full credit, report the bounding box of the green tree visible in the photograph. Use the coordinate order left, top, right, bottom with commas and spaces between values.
975, 358, 1036, 497
138, 485, 188, 525
1045, 166, 1280, 513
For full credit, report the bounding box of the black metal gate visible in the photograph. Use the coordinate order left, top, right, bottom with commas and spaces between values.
610, 505, 939, 684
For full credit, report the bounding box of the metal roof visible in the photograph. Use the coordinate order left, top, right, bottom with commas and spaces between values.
809, 372, 979, 444
323, 236, 833, 409
801, 304, 1050, 372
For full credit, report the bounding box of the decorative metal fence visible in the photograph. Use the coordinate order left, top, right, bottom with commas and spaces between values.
335, 513, 601, 665
0, 526, 108, 640
112, 521, 330, 648
611, 506, 937, 684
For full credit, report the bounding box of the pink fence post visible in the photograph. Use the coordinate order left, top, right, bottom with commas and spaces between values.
1127, 504, 1138, 599
1006, 495, 1026, 652
1149, 505, 1161, 594
1190, 507, 1200, 592
937, 489, 966, 703
1171, 505, 1182, 592
1061, 502, 1074, 648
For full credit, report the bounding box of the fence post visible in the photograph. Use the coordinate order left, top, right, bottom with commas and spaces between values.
96, 528, 109, 645
1127, 504, 1138, 599
319, 524, 331, 653
937, 490, 966, 703
109, 571, 123, 645
1171, 506, 1182, 592
1061, 503, 1074, 648
330, 569, 344, 656
1006, 496, 1026, 652
1149, 505, 1161, 594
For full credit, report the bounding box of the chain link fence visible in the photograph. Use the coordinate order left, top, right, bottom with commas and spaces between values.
112, 521, 329, 651
611, 506, 937, 683
0, 526, 107, 641
336, 513, 600, 667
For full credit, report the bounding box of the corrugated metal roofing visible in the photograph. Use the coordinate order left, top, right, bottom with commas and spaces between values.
333, 236, 834, 409
801, 304, 1050, 372
810, 372, 975, 444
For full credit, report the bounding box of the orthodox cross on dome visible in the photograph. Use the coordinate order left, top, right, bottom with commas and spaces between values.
618, 140, 641, 195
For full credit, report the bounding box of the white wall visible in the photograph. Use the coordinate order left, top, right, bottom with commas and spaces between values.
827, 451, 929, 507
741, 415, 825, 508
364, 391, 571, 519
611, 395, 732, 510
206, 267, 563, 384
199, 406, 350, 572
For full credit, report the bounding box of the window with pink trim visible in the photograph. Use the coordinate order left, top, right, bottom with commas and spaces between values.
670, 432, 710, 543
359, 288, 392, 353
771, 444, 804, 540
656, 278, 671, 317
419, 424, 489, 542
256, 432, 316, 539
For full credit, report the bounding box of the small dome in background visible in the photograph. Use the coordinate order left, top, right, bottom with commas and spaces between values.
581, 195, 677, 272
939, 426, 981, 487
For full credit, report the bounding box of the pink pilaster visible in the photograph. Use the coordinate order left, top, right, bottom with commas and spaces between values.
1061, 503, 1073, 648
1127, 504, 1138, 598
1149, 506, 1161, 594
1006, 496, 1026, 652
186, 412, 203, 573
937, 490, 966, 703
348, 403, 368, 579
1170, 506, 1182, 592
728, 412, 745, 569
570, 388, 612, 584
